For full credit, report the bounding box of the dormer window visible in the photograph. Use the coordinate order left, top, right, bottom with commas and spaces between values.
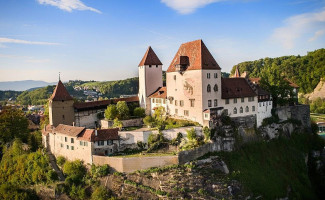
176, 56, 189, 72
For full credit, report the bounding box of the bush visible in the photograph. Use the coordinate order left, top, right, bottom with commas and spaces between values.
116, 101, 130, 120
69, 184, 86, 200
91, 186, 111, 200
170, 132, 183, 146
63, 160, 86, 186
203, 126, 211, 142
143, 116, 155, 127
147, 132, 167, 152
46, 170, 58, 182
91, 164, 110, 178
137, 141, 146, 150
104, 105, 118, 120
133, 107, 145, 118
57, 156, 66, 167
186, 128, 197, 140
0, 184, 39, 200
112, 118, 123, 129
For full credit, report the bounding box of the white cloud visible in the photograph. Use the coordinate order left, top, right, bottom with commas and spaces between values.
0, 37, 61, 46
271, 7, 325, 49
309, 29, 325, 41
161, 0, 224, 14
37, 0, 101, 13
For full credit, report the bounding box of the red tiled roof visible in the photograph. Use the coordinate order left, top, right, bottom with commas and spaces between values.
77, 129, 94, 142
138, 46, 162, 66
222, 78, 257, 99
42, 124, 53, 136
249, 78, 299, 88
92, 128, 119, 141
74, 96, 139, 110
167, 39, 221, 72
148, 87, 167, 99
54, 124, 85, 137
50, 80, 73, 101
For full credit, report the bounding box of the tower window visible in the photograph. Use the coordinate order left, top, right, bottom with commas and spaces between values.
149, 65, 152, 68
190, 99, 195, 107
207, 73, 210, 79
208, 100, 212, 107
213, 84, 218, 92
207, 84, 211, 92
62, 115, 65, 120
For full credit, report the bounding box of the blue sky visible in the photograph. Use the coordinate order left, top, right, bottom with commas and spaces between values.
0, 0, 324, 82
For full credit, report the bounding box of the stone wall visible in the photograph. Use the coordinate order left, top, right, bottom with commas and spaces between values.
276, 105, 311, 127
93, 155, 178, 173
178, 138, 234, 164
100, 118, 143, 129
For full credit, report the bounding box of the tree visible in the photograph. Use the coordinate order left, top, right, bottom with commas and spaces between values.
104, 104, 117, 120
153, 106, 166, 130
187, 128, 196, 140
112, 118, 123, 129
133, 107, 145, 118
91, 186, 111, 200
116, 101, 129, 120
143, 116, 155, 128
0, 107, 29, 143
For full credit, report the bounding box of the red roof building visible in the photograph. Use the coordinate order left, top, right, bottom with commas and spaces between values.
50, 80, 73, 101
138, 46, 162, 66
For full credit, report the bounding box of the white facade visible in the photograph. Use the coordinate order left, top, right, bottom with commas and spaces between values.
257, 100, 273, 127
138, 64, 163, 114
150, 97, 167, 115
222, 97, 258, 118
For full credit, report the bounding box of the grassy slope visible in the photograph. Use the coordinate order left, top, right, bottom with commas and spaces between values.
217, 132, 324, 199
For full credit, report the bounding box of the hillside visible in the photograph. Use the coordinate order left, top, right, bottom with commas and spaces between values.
305, 79, 325, 101
0, 80, 56, 91
230, 48, 325, 94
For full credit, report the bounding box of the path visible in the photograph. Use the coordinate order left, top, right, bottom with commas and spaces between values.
47, 149, 65, 181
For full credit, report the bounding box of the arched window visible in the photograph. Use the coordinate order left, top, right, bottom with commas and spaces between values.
214, 84, 218, 92
240, 107, 243, 113
207, 84, 211, 92
246, 106, 249, 112
233, 107, 237, 114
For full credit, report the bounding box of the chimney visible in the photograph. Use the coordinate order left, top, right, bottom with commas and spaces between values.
95, 129, 98, 136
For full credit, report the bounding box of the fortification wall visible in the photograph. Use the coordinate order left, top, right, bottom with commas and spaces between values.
100, 118, 143, 129
276, 105, 311, 127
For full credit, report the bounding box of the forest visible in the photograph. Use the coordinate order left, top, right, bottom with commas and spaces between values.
231, 48, 325, 94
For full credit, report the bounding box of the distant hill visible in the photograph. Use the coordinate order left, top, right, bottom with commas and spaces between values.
230, 48, 325, 94
0, 80, 56, 91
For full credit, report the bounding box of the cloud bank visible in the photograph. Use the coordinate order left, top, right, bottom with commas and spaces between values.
37, 0, 101, 13
271, 7, 325, 49
161, 0, 224, 14
0, 37, 61, 46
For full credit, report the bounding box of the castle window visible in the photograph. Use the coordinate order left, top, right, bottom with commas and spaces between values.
246, 106, 249, 112
174, 75, 176, 80
207, 73, 210, 79
214, 73, 218, 78
149, 65, 152, 68
241, 98, 245, 103
233, 107, 237, 114
234, 98, 237, 104
190, 99, 195, 107
156, 65, 158, 68
180, 100, 184, 107
208, 100, 212, 107
225, 99, 229, 104
214, 99, 218, 107
175, 100, 178, 106
213, 84, 218, 92
62, 115, 65, 120
71, 138, 74, 143
71, 146, 74, 150
240, 107, 243, 113
207, 84, 211, 92
184, 110, 189, 116
252, 106, 255, 111
66, 145, 69, 149
65, 137, 67, 142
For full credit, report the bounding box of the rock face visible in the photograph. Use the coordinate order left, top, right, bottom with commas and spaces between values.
276, 105, 311, 128
259, 122, 302, 139
305, 79, 325, 101
101, 158, 247, 199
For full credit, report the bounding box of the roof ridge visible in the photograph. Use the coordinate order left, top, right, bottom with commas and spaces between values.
50, 80, 73, 101
138, 46, 162, 66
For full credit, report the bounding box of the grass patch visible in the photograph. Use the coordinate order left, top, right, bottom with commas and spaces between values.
218, 132, 324, 199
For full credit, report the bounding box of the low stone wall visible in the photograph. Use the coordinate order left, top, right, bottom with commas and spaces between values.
100, 118, 143, 128
276, 105, 311, 128
178, 138, 234, 164
92, 155, 178, 173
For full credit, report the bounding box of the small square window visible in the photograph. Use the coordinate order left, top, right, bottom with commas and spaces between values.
71, 146, 74, 150
67, 145, 69, 149
241, 98, 244, 103
208, 100, 212, 107
225, 99, 229, 104
65, 137, 67, 142
71, 138, 74, 143
234, 98, 237, 103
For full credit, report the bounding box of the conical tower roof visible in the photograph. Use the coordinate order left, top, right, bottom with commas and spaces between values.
49, 80, 73, 101
138, 46, 162, 66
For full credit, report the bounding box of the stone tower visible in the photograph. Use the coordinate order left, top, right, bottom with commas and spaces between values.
49, 80, 75, 127
138, 46, 163, 114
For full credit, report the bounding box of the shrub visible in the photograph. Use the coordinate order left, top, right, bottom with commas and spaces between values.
91, 164, 110, 178
186, 128, 196, 140
46, 170, 58, 182
91, 186, 111, 200
143, 116, 155, 127
104, 104, 118, 120
203, 126, 211, 142
116, 101, 130, 120
69, 184, 86, 200
137, 141, 146, 150
133, 107, 145, 118
170, 132, 183, 146
57, 156, 66, 167
112, 118, 123, 129
147, 132, 167, 152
